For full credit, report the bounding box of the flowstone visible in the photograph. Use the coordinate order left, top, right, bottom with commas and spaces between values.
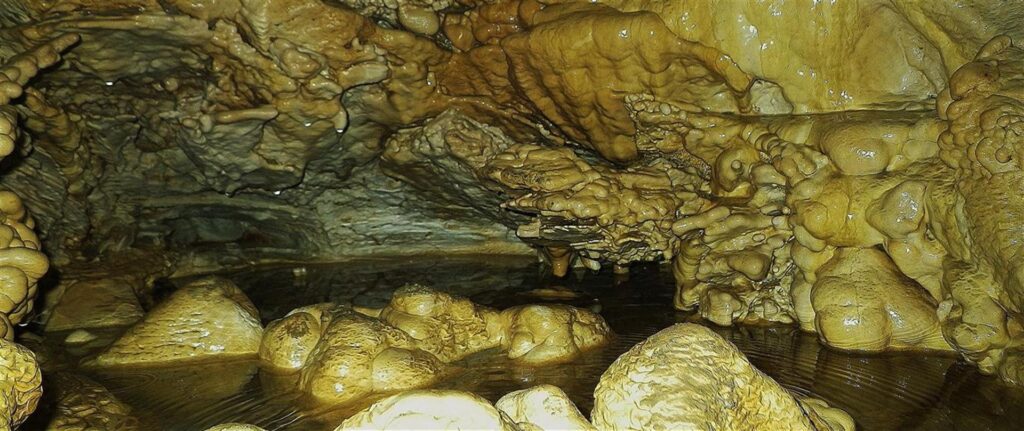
87, 277, 262, 366
592, 323, 852, 431
259, 284, 612, 404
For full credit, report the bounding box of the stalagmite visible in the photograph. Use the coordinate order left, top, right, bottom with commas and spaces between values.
2, 0, 1024, 428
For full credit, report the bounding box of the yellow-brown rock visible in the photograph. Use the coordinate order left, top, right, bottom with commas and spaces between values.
495, 384, 595, 431
591, 323, 852, 431
203, 424, 266, 431
298, 308, 447, 404
500, 3, 753, 162
335, 390, 519, 431
934, 35, 1024, 378
9, 0, 1024, 420
45, 276, 145, 332
379, 284, 502, 362
0, 338, 42, 431
259, 303, 333, 370
811, 247, 950, 352
40, 373, 139, 431
0, 34, 75, 333
88, 277, 262, 366
497, 304, 611, 364
556, 0, 949, 113
260, 285, 611, 405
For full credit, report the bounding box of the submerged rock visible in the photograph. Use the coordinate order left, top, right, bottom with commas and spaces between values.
0, 338, 41, 431
259, 303, 333, 370
495, 385, 595, 431
87, 277, 262, 366
263, 303, 449, 404
261, 285, 613, 405
498, 304, 611, 365
45, 276, 145, 332
204, 424, 266, 431
591, 323, 853, 431
298, 308, 447, 404
36, 373, 139, 431
336, 390, 519, 431
335, 385, 595, 431
380, 284, 502, 362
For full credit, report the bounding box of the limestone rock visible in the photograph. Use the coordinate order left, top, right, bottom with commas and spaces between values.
262, 286, 612, 405
500, 3, 753, 162
40, 373, 139, 431
379, 284, 502, 362
204, 424, 266, 431
298, 308, 447, 404
0, 338, 41, 431
45, 276, 145, 332
336, 390, 519, 431
259, 303, 333, 370
495, 385, 594, 431
88, 277, 262, 366
63, 329, 97, 345
812, 247, 950, 352
560, 0, 949, 113
591, 323, 850, 431
498, 304, 612, 365
935, 36, 1024, 380
799, 397, 858, 431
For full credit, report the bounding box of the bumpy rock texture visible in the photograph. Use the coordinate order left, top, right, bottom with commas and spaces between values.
259, 285, 610, 404
0, 31, 79, 430
203, 425, 266, 431
0, 339, 41, 431
87, 277, 262, 366
337, 390, 520, 431
495, 384, 595, 431
1, 0, 1024, 401
37, 373, 139, 431
329, 325, 855, 431
592, 323, 851, 431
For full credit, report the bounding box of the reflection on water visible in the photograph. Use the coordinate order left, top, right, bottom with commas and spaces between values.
39, 256, 1024, 430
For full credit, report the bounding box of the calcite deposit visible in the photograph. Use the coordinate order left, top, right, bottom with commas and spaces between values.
87, 277, 262, 366
298, 307, 448, 404
592, 323, 852, 431
0, 339, 41, 431
379, 284, 502, 362
334, 326, 854, 431
259, 284, 610, 404
36, 373, 139, 431
497, 304, 610, 364
495, 384, 594, 431
336, 390, 520, 431
1, 0, 1024, 428
204, 424, 266, 431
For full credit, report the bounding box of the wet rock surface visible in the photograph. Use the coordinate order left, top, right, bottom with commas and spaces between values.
1, 0, 1024, 429
592, 323, 850, 431
86, 277, 262, 367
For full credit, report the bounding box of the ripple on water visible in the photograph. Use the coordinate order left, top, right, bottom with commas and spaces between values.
46, 257, 1024, 430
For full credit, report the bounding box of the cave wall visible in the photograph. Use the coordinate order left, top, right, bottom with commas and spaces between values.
2, 0, 1024, 385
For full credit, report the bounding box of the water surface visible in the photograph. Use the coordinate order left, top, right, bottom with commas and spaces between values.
32, 256, 1024, 430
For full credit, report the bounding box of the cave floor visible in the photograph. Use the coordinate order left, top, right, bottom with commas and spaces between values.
28, 256, 1024, 430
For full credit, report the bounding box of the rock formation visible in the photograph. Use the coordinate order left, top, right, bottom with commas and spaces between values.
592, 323, 852, 431
35, 373, 139, 431
336, 390, 520, 431
1, 0, 1024, 428
333, 326, 854, 431
0, 338, 41, 431
495, 384, 595, 431
87, 277, 262, 367
259, 284, 610, 404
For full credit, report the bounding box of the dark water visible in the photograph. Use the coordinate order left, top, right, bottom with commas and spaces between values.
33, 256, 1024, 430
